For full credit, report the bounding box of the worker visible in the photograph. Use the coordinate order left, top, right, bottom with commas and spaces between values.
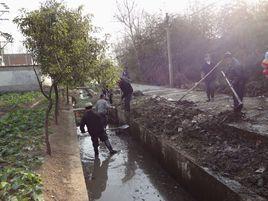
95, 94, 113, 129
108, 89, 113, 104
261, 51, 268, 78
80, 102, 117, 156
224, 52, 246, 113
102, 86, 114, 104
201, 53, 216, 102
121, 69, 132, 83
122, 70, 130, 80
118, 78, 133, 112
102, 86, 109, 99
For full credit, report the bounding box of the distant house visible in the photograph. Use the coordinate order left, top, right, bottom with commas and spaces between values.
1, 53, 34, 66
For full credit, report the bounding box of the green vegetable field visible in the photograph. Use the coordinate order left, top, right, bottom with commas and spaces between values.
0, 92, 45, 201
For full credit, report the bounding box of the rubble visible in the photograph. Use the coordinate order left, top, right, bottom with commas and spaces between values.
133, 90, 144, 97
131, 96, 268, 199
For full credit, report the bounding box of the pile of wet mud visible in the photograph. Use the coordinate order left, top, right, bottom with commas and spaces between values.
131, 96, 268, 198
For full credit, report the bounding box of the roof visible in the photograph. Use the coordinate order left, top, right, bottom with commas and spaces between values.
1, 53, 34, 66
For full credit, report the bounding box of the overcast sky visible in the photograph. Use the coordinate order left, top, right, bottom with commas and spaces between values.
0, 0, 255, 53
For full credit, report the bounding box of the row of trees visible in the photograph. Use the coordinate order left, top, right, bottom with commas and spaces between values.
114, 0, 268, 94
14, 0, 121, 155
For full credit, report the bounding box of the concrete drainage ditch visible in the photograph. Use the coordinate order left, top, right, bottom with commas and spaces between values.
75, 123, 196, 201
72, 85, 268, 201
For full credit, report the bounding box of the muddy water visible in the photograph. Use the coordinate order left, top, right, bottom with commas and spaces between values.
77, 128, 195, 201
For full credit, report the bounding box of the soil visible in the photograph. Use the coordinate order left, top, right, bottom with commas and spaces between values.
130, 96, 268, 199
37, 107, 88, 201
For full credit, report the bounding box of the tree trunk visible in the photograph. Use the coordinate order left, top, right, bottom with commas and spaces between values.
45, 96, 53, 155
66, 84, 69, 105
33, 66, 53, 155
61, 87, 65, 100
54, 84, 59, 125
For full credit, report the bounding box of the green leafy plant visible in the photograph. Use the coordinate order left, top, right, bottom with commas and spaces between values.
0, 109, 45, 168
0, 92, 41, 110
0, 107, 45, 200
0, 168, 42, 201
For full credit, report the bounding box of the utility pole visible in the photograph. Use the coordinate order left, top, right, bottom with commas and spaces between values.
165, 13, 174, 87
0, 2, 11, 66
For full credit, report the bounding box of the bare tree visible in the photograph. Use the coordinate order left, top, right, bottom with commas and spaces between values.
115, 0, 143, 77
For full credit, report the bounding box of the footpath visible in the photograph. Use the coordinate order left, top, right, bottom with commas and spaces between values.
38, 108, 88, 201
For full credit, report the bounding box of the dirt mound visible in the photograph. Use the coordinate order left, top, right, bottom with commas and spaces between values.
132, 97, 201, 136
175, 100, 196, 107
133, 90, 144, 97
132, 96, 268, 198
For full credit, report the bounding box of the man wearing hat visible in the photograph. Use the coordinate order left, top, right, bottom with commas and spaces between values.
201, 53, 216, 102
224, 52, 246, 113
95, 94, 114, 129
118, 77, 133, 112
80, 102, 117, 156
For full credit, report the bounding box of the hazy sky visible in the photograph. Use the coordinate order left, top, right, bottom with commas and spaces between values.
0, 0, 254, 53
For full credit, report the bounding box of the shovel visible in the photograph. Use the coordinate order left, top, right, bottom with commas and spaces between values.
105, 124, 129, 131
221, 71, 243, 106
78, 124, 129, 135
179, 60, 223, 101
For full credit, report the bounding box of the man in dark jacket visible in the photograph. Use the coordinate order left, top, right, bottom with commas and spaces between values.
224, 52, 246, 113
80, 102, 117, 156
201, 54, 216, 102
118, 78, 133, 112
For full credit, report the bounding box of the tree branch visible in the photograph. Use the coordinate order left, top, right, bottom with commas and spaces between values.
33, 65, 49, 99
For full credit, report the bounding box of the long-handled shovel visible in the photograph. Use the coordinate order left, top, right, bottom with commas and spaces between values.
77, 124, 130, 136
220, 71, 243, 106
178, 60, 223, 101
105, 124, 129, 131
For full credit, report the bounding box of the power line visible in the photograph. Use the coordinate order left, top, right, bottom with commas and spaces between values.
0, 2, 9, 20
0, 2, 12, 65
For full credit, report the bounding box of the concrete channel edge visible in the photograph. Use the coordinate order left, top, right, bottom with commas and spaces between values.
69, 109, 89, 201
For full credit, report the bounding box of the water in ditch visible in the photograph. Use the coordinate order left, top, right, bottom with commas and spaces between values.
77, 127, 195, 201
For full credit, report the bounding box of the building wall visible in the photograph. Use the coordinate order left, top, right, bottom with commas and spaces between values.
2, 54, 33, 66
0, 65, 51, 92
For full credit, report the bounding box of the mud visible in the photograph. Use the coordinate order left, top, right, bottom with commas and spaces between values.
77, 128, 195, 201
130, 96, 268, 199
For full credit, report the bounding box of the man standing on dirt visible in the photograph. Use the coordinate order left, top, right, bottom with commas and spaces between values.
224, 52, 246, 113
118, 77, 133, 112
95, 94, 114, 129
201, 53, 216, 102
102, 86, 113, 104
80, 102, 117, 156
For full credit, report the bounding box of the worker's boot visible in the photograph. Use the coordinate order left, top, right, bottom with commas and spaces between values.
104, 140, 118, 155
94, 148, 99, 157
